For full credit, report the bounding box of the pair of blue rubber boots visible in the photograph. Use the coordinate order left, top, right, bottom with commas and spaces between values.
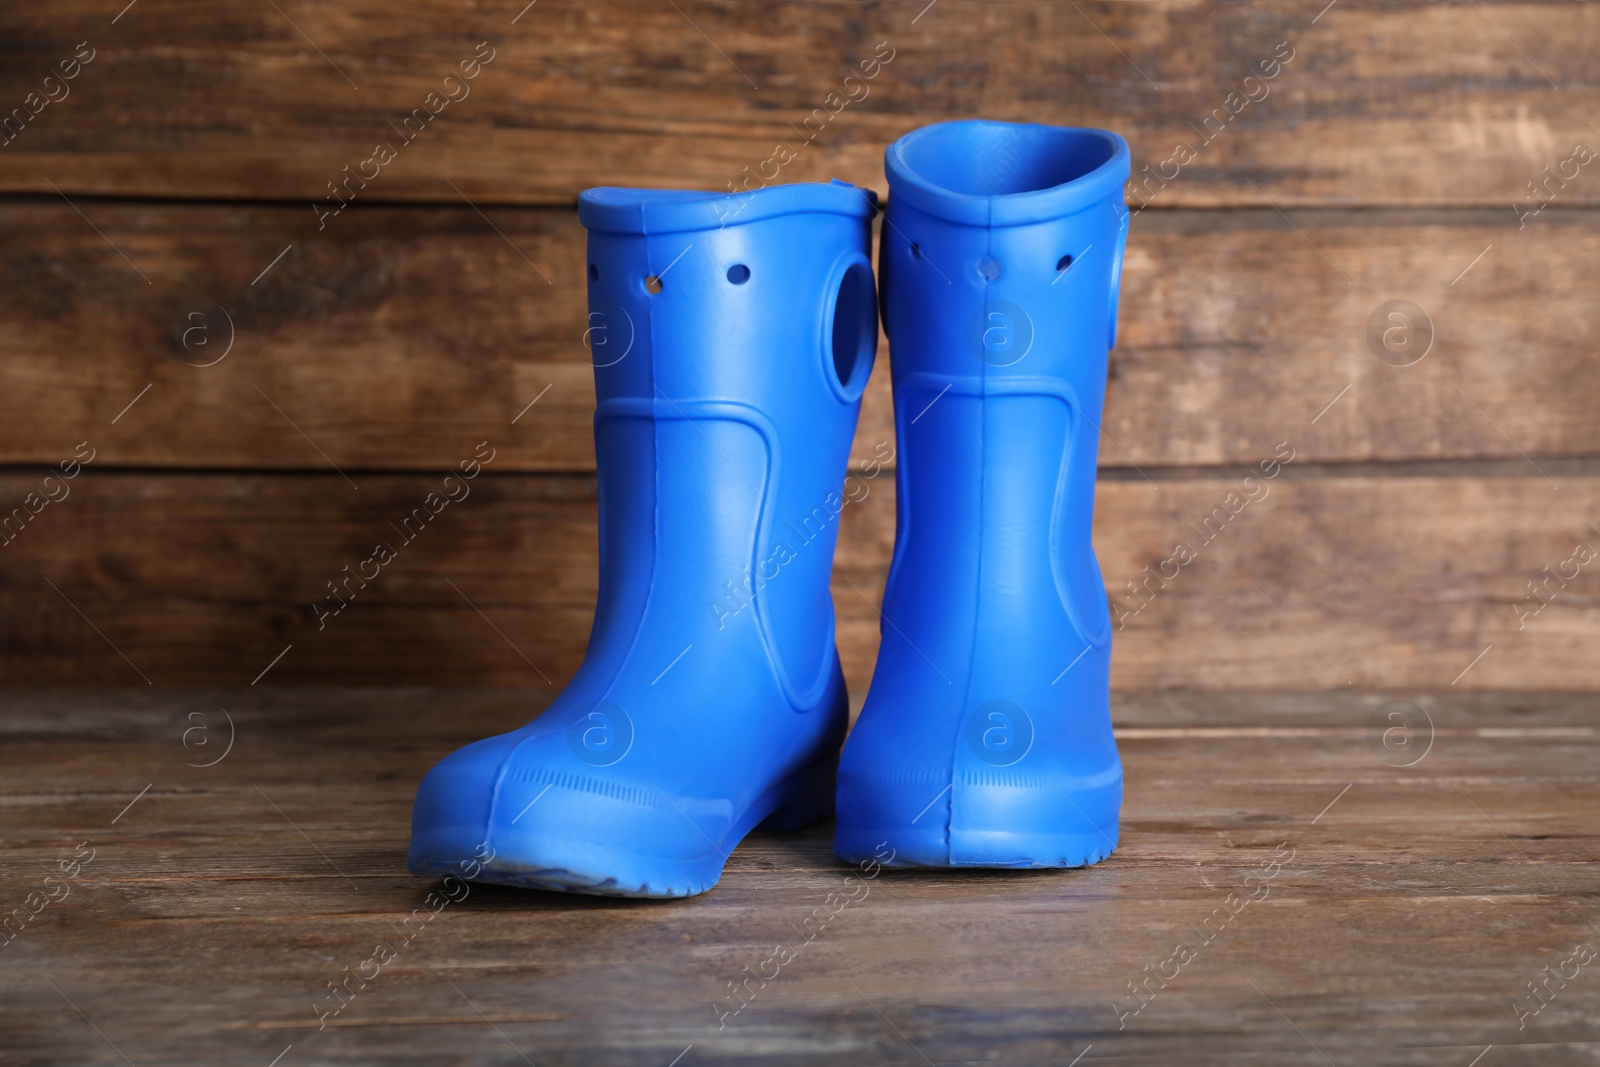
408, 120, 1131, 897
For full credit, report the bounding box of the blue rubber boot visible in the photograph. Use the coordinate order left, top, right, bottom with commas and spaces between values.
409, 181, 878, 897
835, 120, 1131, 869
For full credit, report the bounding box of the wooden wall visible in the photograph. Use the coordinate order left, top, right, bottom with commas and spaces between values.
1, 0, 1596, 689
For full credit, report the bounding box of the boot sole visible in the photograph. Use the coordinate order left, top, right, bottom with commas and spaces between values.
410, 755, 838, 899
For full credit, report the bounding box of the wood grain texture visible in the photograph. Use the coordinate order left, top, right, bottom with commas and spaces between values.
3, 200, 1595, 471
1, 688, 1596, 1064
1, 466, 1594, 690
0, 1, 1593, 698
0, 198, 896, 471
0, 1, 1596, 206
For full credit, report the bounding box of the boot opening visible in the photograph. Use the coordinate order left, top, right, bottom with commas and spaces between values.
896, 122, 1119, 197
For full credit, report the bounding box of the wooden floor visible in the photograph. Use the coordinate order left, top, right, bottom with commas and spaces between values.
3, 689, 1597, 1066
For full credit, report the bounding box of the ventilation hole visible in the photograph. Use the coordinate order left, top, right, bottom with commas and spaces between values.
726, 263, 750, 284
645, 275, 663, 295
830, 262, 876, 392
589, 263, 599, 281
910, 242, 922, 260
1056, 254, 1074, 273
977, 256, 1002, 280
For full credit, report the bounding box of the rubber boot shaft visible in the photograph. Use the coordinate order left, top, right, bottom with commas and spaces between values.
836, 120, 1131, 869
410, 180, 877, 897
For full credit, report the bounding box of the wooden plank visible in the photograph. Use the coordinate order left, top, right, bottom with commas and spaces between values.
1, 467, 1595, 690
0, 198, 896, 472
3, 200, 1597, 470
1109, 208, 1600, 469
0, 2, 1596, 206
1, 690, 1596, 1064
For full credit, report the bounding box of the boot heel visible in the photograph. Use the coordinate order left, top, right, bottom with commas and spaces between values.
758, 756, 837, 832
